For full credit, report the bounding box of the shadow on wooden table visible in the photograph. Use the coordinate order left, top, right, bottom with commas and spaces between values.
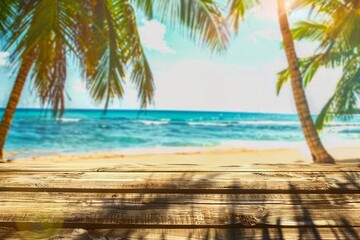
0, 171, 359, 239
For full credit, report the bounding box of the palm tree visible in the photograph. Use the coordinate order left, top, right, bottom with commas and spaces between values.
0, 0, 80, 161
0, 0, 229, 161
276, 0, 334, 163
228, 0, 335, 163
277, 0, 360, 131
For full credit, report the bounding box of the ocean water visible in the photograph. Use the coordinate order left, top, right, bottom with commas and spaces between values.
1, 109, 360, 155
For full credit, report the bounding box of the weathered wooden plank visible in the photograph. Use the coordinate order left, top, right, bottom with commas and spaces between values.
1, 227, 360, 240
0, 164, 359, 237
0, 171, 359, 193
0, 192, 359, 206
0, 197, 359, 227
0, 162, 359, 172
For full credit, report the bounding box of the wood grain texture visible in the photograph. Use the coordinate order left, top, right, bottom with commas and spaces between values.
0, 162, 359, 239
1, 192, 359, 205
0, 171, 359, 193
0, 199, 359, 227
0, 162, 359, 172
1, 227, 360, 240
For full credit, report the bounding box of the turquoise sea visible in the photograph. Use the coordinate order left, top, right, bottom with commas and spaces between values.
2, 109, 360, 156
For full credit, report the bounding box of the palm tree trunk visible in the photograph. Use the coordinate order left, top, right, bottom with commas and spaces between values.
277, 0, 335, 164
0, 53, 33, 161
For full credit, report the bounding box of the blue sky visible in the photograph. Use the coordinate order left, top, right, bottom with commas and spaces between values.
0, 1, 341, 113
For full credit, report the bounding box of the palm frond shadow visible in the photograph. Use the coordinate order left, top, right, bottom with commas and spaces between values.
64, 172, 359, 239
1, 171, 359, 240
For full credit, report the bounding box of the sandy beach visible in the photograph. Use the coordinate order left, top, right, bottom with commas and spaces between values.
4, 145, 360, 169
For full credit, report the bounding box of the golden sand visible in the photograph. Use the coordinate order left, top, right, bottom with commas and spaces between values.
5, 146, 360, 169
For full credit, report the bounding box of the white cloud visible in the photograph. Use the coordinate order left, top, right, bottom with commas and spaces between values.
138, 19, 176, 54
0, 52, 9, 67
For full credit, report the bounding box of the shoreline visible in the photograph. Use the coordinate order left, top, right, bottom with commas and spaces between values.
6, 139, 360, 160
4, 145, 360, 167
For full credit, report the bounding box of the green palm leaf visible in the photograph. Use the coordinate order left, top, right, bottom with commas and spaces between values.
131, 0, 153, 19
292, 21, 327, 42
315, 63, 360, 130
120, 1, 154, 108
76, 0, 153, 109
227, 0, 259, 32
0, 0, 18, 35
290, 0, 360, 130
151, 0, 230, 53
79, 0, 127, 110
7, 0, 81, 116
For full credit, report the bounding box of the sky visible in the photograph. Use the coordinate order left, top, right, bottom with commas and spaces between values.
0, 0, 342, 114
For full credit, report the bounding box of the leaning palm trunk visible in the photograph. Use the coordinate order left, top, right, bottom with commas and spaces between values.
0, 53, 33, 161
277, 0, 335, 163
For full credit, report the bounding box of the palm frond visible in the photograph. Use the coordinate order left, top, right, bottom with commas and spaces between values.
227, 0, 259, 32
291, 0, 343, 14
120, 1, 154, 108
80, 0, 127, 110
7, 0, 81, 117
292, 21, 327, 42
0, 0, 18, 35
75, 0, 156, 109
315, 63, 360, 130
315, 96, 335, 131
153, 0, 230, 53
131, 0, 153, 19
289, 0, 360, 129
301, 55, 323, 87
276, 68, 290, 95
131, 55, 154, 108
276, 54, 322, 94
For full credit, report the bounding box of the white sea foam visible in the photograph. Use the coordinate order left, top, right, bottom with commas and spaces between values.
188, 120, 300, 127
140, 119, 170, 125
326, 121, 360, 127
323, 125, 360, 133
187, 121, 229, 127
237, 120, 300, 126
57, 118, 82, 123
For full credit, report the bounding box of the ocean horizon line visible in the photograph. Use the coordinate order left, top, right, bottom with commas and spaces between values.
0, 107, 298, 116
